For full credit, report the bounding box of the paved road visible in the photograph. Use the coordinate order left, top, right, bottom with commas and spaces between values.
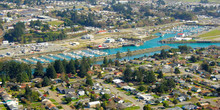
41, 86, 73, 110
96, 79, 145, 109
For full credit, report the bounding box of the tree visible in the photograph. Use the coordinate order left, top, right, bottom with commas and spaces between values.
64, 97, 72, 104
123, 65, 133, 82
187, 91, 192, 96
45, 64, 57, 79
115, 60, 120, 66
163, 102, 169, 108
143, 104, 152, 110
158, 71, 163, 79
34, 61, 44, 77
97, 72, 102, 79
189, 55, 197, 63
103, 57, 108, 66
116, 52, 121, 60
42, 76, 50, 87
66, 59, 76, 74
54, 60, 65, 73
102, 94, 110, 101
126, 49, 132, 60
17, 72, 29, 83
138, 85, 146, 91
78, 63, 87, 78
86, 76, 93, 86
174, 67, 180, 74
173, 99, 178, 106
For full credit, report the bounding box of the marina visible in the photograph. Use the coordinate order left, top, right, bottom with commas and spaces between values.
15, 25, 220, 64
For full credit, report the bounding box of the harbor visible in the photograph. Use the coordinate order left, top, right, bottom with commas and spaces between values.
9, 24, 220, 65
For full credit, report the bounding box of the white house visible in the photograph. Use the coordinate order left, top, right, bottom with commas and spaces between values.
105, 38, 115, 43
112, 79, 124, 84
88, 101, 101, 108
81, 34, 94, 40
137, 94, 153, 101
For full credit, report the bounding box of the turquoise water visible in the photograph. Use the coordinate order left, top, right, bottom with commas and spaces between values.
99, 33, 220, 55
22, 26, 220, 65
39, 57, 54, 63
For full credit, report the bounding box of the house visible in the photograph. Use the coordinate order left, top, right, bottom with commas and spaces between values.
77, 90, 85, 96
65, 92, 78, 100
177, 96, 186, 102
114, 72, 122, 76
112, 79, 124, 84
81, 34, 94, 39
167, 107, 183, 110
122, 86, 136, 91
137, 94, 153, 101
171, 90, 181, 95
105, 38, 115, 43
116, 102, 132, 109
191, 87, 201, 92
182, 104, 197, 110
56, 86, 65, 94
114, 97, 124, 103
88, 101, 101, 108
177, 33, 185, 37
161, 65, 172, 73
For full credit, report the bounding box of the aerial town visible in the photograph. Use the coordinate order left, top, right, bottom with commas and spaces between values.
0, 0, 219, 110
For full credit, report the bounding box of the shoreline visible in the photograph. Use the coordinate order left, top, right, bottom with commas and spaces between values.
29, 45, 171, 68
159, 40, 220, 44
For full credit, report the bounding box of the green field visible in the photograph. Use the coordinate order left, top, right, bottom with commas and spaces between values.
48, 20, 64, 26
198, 29, 220, 40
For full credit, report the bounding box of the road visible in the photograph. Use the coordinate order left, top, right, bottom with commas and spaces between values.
179, 67, 219, 84
95, 78, 144, 109
41, 86, 73, 110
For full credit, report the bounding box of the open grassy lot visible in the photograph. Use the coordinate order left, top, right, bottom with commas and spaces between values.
48, 20, 64, 26
198, 29, 220, 40
123, 106, 140, 110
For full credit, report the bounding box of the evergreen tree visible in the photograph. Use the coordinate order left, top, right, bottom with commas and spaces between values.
62, 59, 68, 73
126, 49, 132, 60
108, 58, 113, 65
116, 51, 121, 60
143, 104, 152, 110
78, 63, 87, 78
115, 60, 120, 66
45, 64, 57, 79
17, 72, 29, 83
158, 71, 163, 79
103, 57, 108, 66
34, 61, 44, 77
42, 76, 50, 87
123, 65, 133, 82
54, 60, 65, 73
66, 59, 76, 74
173, 99, 178, 106
86, 76, 93, 86
174, 67, 180, 74
75, 59, 80, 70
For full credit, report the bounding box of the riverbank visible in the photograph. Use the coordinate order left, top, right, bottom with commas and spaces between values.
94, 45, 171, 62
159, 40, 220, 44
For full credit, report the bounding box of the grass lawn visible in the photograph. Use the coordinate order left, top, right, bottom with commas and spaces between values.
198, 29, 220, 39
123, 106, 140, 110
48, 20, 64, 26
152, 94, 160, 98
204, 96, 217, 99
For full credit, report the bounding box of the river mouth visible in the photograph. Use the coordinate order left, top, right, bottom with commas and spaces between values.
18, 25, 220, 64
